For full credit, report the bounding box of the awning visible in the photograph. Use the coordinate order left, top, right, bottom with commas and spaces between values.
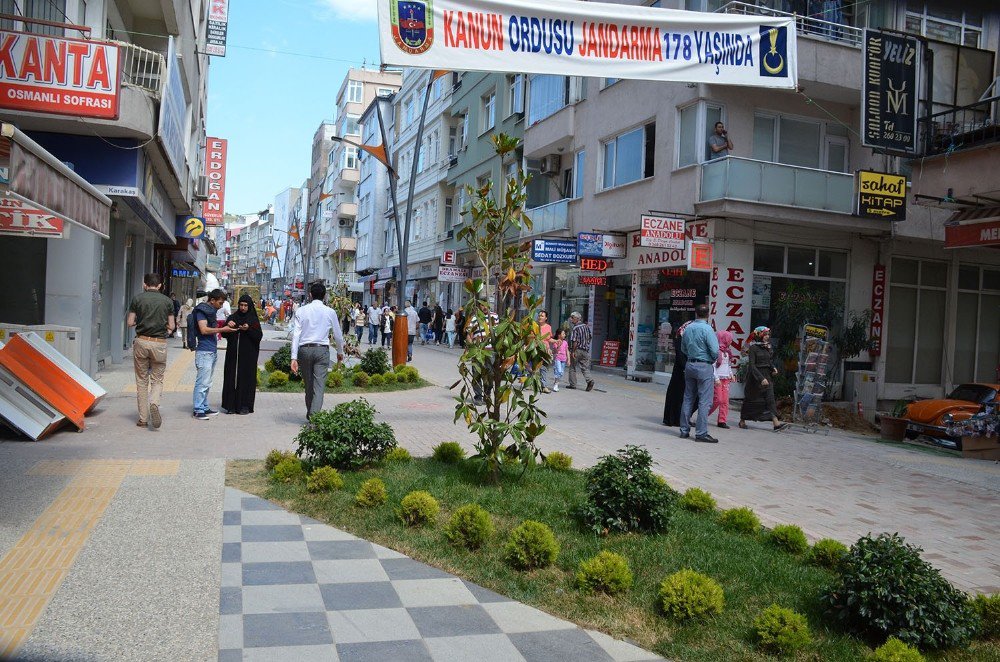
0, 123, 112, 239
945, 206, 1000, 249
373, 280, 390, 289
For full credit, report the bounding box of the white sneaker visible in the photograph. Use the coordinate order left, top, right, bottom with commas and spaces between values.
552, 383, 559, 392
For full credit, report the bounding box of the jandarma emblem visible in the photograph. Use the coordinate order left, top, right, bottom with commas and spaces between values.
758, 26, 787, 77
391, 0, 434, 55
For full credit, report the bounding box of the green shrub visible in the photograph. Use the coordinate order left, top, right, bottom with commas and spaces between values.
397, 366, 419, 383
575, 445, 676, 535
267, 370, 289, 387
871, 637, 926, 661
355, 478, 387, 507
399, 490, 440, 527
432, 441, 466, 464
972, 593, 1000, 640
306, 466, 343, 493
754, 604, 812, 655
270, 457, 304, 484
544, 451, 572, 471
658, 569, 725, 620
256, 368, 265, 386
265, 449, 295, 472
394, 363, 407, 373
369, 373, 386, 387
576, 551, 633, 596
822, 532, 978, 649
382, 371, 397, 384
808, 538, 849, 572
718, 507, 760, 535
352, 370, 370, 388
264, 358, 276, 372
444, 504, 494, 550
270, 343, 297, 379
384, 447, 412, 463
359, 347, 390, 376
679, 487, 716, 513
768, 524, 809, 554
325, 371, 344, 388
505, 520, 559, 570
295, 398, 396, 469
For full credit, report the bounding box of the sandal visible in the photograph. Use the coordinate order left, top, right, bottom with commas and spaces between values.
738, 421, 748, 429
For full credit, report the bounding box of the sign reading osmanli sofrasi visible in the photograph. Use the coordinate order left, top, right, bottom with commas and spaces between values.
378, 0, 797, 87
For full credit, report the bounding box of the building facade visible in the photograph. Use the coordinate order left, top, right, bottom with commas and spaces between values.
355, 94, 396, 305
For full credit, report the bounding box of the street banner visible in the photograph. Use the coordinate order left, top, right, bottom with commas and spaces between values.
640, 215, 685, 249
378, 0, 798, 88
855, 170, 906, 221
0, 31, 121, 119
204, 137, 228, 226
862, 30, 919, 154
531, 238, 577, 263
207, 0, 230, 56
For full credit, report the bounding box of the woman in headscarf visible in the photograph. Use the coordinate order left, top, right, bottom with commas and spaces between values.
709, 330, 734, 429
432, 304, 445, 345
178, 298, 194, 348
222, 294, 263, 415
739, 326, 790, 431
663, 320, 695, 427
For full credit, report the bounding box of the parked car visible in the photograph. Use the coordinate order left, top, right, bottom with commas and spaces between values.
905, 383, 1000, 449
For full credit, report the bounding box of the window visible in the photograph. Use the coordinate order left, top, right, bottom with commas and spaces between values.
346, 80, 363, 103
506, 74, 524, 116
461, 113, 469, 147
1, 0, 67, 35
377, 87, 394, 98
754, 113, 850, 170
481, 91, 496, 132
905, 4, 982, 47
448, 125, 458, 156
677, 102, 723, 168
455, 188, 466, 224
573, 150, 585, 198
416, 139, 425, 172
343, 146, 358, 170
405, 97, 415, 125
432, 77, 443, 100
751, 244, 849, 337
600, 123, 655, 191
527, 75, 578, 125
886, 258, 948, 384
601, 78, 620, 89
341, 113, 360, 136
954, 265, 1000, 384
444, 197, 454, 230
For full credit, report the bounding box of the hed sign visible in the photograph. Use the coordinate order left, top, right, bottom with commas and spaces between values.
204, 137, 228, 226
640, 215, 685, 250
0, 31, 122, 119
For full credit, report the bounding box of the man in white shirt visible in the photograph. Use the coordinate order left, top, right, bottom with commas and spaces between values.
403, 300, 418, 361
367, 303, 381, 345
290, 282, 345, 419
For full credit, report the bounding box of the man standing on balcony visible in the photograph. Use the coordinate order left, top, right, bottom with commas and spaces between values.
708, 122, 734, 160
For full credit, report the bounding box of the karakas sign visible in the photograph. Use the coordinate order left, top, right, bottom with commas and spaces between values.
204, 137, 228, 226
0, 31, 121, 119
378, 0, 797, 88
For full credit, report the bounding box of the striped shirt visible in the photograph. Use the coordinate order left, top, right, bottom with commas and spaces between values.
570, 322, 592, 352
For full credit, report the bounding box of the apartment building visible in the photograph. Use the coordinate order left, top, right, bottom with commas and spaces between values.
355, 94, 396, 306
519, 0, 1000, 401
0, 0, 212, 375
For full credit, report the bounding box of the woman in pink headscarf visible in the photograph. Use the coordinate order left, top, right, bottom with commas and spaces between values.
710, 330, 734, 428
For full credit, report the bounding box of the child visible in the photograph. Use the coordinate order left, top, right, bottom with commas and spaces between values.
551, 328, 570, 392
710, 330, 734, 428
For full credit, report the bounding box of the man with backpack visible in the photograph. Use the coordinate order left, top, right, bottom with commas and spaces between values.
188, 289, 239, 420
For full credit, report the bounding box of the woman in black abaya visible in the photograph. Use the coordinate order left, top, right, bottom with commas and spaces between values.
222, 294, 263, 415
663, 321, 695, 426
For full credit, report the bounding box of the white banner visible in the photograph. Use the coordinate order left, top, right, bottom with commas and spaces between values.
378, 0, 797, 88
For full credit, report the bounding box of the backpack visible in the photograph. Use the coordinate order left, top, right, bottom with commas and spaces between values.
186, 310, 200, 351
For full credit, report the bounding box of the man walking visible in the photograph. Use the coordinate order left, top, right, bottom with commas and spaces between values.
191, 289, 239, 420
367, 302, 381, 345
404, 300, 418, 361
566, 312, 595, 392
127, 273, 175, 430
169, 292, 181, 336
679, 304, 720, 443
417, 301, 432, 344
290, 282, 345, 420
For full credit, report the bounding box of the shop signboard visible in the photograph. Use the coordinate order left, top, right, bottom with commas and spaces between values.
578, 232, 626, 258
856, 170, 906, 221
176, 215, 207, 239
626, 271, 640, 373
869, 263, 885, 356
204, 137, 228, 226
378, 0, 798, 88
441, 249, 457, 264
579, 275, 607, 286
207, 0, 230, 56
599, 340, 620, 367
687, 241, 713, 272
625, 219, 713, 271
640, 215, 685, 249
531, 238, 577, 263
580, 258, 609, 272
0, 196, 64, 238
944, 220, 1000, 248
0, 31, 122, 120
158, 38, 187, 182
862, 30, 919, 154
438, 265, 470, 282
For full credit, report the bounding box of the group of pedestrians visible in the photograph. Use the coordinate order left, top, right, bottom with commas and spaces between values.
663, 304, 788, 443
416, 301, 465, 347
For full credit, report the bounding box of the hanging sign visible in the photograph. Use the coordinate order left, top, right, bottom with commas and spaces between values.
0, 197, 64, 238
687, 241, 713, 272
625, 219, 713, 271
578, 232, 626, 258
204, 137, 228, 226
856, 170, 906, 221
378, 0, 797, 88
579, 275, 608, 286
438, 265, 470, 282
176, 215, 206, 239
640, 215, 685, 249
531, 238, 577, 263
0, 31, 122, 120
862, 30, 919, 154
207, 0, 230, 56
869, 263, 885, 356
580, 258, 609, 272
441, 249, 457, 264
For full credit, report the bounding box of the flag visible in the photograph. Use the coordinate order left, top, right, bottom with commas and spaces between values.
288, 225, 300, 241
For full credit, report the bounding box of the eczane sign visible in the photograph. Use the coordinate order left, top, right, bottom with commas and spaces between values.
640, 215, 685, 249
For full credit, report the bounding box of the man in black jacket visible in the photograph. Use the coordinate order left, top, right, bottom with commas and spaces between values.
417, 301, 432, 345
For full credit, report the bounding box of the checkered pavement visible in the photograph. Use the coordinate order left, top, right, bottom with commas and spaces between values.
219, 488, 662, 662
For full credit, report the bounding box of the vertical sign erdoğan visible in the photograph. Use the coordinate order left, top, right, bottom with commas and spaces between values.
204, 138, 228, 226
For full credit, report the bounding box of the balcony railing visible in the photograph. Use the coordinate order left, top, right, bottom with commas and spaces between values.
112, 41, 166, 99
919, 95, 1000, 156
700, 157, 854, 214
716, 1, 862, 48
522, 198, 570, 236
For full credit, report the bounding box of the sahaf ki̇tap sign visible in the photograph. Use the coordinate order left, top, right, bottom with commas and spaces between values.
0, 31, 121, 119
378, 0, 797, 87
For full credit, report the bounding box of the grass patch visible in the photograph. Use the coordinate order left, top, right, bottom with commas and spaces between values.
257, 374, 429, 394
226, 459, 997, 662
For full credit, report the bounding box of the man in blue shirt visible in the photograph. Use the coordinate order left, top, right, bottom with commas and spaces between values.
192, 289, 240, 420
679, 304, 720, 443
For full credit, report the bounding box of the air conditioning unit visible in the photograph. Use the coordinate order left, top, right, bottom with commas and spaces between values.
338, 218, 352, 227
540, 154, 561, 176
194, 175, 208, 201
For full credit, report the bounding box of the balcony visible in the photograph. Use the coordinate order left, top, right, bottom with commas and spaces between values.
523, 105, 575, 159
114, 40, 166, 99
920, 96, 1000, 157
337, 201, 358, 219
334, 237, 357, 253
522, 198, 571, 238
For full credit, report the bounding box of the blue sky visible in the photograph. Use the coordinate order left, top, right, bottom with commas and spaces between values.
206, 0, 380, 216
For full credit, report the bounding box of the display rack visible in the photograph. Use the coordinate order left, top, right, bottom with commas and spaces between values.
793, 323, 836, 432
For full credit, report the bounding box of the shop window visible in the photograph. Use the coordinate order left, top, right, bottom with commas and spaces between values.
984, 269, 1000, 291
886, 259, 947, 384
600, 122, 655, 191
954, 265, 1000, 384
787, 247, 816, 276
818, 251, 847, 279
753, 244, 784, 274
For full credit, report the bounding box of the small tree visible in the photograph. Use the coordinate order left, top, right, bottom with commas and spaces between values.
453, 134, 549, 483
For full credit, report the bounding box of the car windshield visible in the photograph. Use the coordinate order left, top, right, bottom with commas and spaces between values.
946, 384, 997, 404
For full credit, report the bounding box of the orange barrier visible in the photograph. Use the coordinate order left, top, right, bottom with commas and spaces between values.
0, 334, 93, 430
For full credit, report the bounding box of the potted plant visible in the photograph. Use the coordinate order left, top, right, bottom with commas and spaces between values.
879, 399, 910, 442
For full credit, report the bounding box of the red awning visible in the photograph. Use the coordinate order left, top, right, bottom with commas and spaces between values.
945, 206, 1000, 249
